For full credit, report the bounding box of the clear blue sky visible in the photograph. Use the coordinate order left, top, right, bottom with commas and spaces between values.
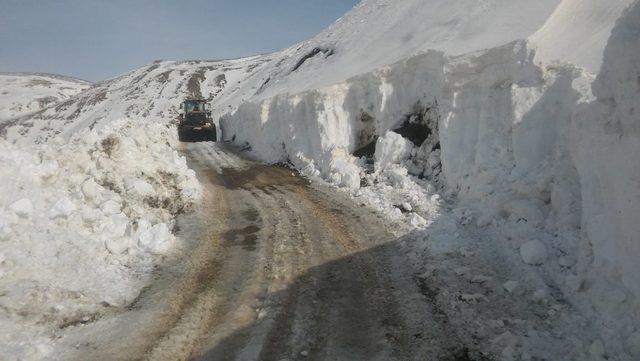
0, 0, 359, 81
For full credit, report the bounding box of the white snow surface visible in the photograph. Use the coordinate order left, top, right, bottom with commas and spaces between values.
530, 0, 635, 72
0, 73, 90, 122
0, 119, 200, 359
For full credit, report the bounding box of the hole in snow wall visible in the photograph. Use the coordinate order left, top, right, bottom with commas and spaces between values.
220, 50, 447, 182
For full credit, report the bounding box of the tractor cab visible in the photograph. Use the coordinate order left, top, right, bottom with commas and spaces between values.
178, 98, 216, 142
184, 99, 207, 113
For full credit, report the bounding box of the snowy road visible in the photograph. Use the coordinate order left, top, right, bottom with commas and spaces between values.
57, 142, 468, 361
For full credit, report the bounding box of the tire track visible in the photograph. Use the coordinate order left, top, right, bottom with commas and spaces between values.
56, 142, 465, 361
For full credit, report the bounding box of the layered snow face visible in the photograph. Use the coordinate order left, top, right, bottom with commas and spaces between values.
0, 73, 90, 122
221, 49, 446, 188
571, 0, 640, 327
0, 118, 200, 358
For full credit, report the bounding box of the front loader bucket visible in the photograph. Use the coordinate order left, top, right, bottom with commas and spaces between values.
178, 125, 216, 142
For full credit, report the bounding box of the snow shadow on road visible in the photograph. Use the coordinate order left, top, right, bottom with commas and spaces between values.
192, 235, 483, 361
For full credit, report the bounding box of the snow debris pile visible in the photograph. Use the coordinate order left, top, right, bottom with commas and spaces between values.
0, 118, 200, 357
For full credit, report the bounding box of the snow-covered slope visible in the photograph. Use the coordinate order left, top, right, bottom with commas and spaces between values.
0, 73, 90, 122
233, 0, 561, 97
2, 56, 271, 143
530, 0, 635, 72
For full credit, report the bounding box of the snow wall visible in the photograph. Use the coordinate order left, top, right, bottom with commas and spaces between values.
221, 1, 640, 336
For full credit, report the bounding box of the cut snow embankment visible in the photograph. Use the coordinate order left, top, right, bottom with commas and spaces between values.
220, 2, 640, 356
0, 119, 200, 359
571, 0, 640, 338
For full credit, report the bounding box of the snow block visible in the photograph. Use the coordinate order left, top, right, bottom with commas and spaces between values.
9, 199, 33, 219
81, 179, 103, 202
137, 222, 174, 255
374, 131, 413, 173
520, 239, 548, 265
49, 198, 77, 219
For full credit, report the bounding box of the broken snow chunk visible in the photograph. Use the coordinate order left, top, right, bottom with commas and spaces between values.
503, 280, 520, 294
493, 330, 516, 344
385, 166, 409, 188
9, 198, 33, 218
454, 266, 470, 276
101, 200, 122, 215
103, 213, 129, 238
138, 222, 174, 255
520, 239, 547, 265
400, 202, 413, 212
532, 288, 549, 303
0, 224, 12, 241
374, 131, 412, 172
409, 213, 427, 228
49, 198, 77, 219
105, 237, 131, 255
329, 158, 361, 190
558, 256, 575, 267
126, 179, 155, 196
81, 179, 103, 201
476, 213, 494, 228
36, 159, 60, 180
460, 293, 486, 302
492, 331, 519, 360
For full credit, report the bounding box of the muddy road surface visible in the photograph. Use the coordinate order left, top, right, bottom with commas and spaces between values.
57, 142, 467, 361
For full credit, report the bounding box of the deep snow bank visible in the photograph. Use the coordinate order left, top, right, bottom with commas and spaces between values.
220, 2, 640, 353
0, 118, 200, 358
571, 0, 640, 336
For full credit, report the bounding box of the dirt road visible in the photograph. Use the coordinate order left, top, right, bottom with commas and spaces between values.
57, 142, 467, 361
